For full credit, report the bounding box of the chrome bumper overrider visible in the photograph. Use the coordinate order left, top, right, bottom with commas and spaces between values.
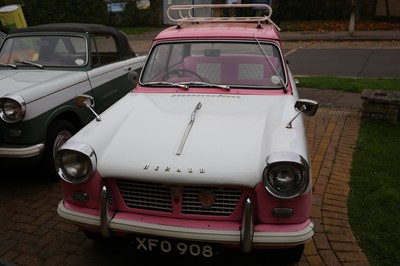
57, 186, 314, 250
241, 197, 253, 253
0, 143, 45, 158
100, 186, 112, 237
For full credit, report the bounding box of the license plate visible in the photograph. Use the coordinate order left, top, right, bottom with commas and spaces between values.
130, 235, 221, 258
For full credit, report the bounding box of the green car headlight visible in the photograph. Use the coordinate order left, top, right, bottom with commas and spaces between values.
0, 95, 26, 123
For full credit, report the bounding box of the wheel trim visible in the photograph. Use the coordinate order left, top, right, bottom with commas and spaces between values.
53, 130, 73, 159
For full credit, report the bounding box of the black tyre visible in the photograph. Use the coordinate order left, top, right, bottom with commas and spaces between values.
83, 230, 105, 242
225, 244, 305, 265
39, 119, 77, 180
268, 244, 305, 264
283, 244, 305, 264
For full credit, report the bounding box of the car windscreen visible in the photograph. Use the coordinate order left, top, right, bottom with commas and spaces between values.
140, 41, 286, 89
0, 35, 87, 67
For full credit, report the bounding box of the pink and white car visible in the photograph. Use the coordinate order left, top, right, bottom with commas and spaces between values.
56, 4, 318, 264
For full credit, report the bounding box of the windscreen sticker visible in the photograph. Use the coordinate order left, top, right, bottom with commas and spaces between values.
271, 75, 281, 85
75, 59, 85, 65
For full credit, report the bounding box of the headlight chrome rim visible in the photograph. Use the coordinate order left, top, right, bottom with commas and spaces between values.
55, 141, 97, 184
263, 152, 310, 199
0, 95, 26, 123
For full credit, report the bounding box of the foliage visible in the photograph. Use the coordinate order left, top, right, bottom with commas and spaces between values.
118, 0, 159, 27
349, 120, 400, 265
149, 0, 162, 26
4, 0, 163, 27
17, 0, 109, 26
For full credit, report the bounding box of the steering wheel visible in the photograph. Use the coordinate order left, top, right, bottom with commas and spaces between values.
163, 69, 205, 82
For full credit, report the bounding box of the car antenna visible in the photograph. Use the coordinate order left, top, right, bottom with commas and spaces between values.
253, 34, 287, 93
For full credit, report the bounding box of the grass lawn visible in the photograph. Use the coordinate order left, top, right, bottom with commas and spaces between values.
349, 120, 400, 266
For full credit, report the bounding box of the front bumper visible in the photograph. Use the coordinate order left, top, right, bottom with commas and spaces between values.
0, 143, 45, 158
58, 196, 314, 251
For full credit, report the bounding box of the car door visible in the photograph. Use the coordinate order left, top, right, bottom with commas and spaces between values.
87, 33, 139, 114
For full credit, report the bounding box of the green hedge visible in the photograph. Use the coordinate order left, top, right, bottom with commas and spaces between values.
3, 0, 161, 27
0, 0, 380, 27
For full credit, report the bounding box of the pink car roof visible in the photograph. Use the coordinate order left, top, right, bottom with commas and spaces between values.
154, 22, 281, 43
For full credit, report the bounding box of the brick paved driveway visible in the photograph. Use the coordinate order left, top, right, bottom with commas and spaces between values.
0, 104, 368, 266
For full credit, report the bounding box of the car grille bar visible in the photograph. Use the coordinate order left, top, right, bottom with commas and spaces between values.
182, 186, 242, 215
117, 180, 243, 216
118, 180, 173, 212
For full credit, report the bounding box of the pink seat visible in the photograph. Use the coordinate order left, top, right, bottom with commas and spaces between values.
182, 55, 283, 86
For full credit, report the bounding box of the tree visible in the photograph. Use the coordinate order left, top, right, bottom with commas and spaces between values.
19, 0, 108, 26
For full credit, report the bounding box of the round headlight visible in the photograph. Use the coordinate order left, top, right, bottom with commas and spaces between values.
56, 141, 96, 184
0, 95, 26, 123
263, 152, 309, 199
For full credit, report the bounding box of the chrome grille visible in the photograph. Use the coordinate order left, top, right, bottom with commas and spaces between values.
117, 180, 172, 212
182, 186, 242, 216
117, 180, 243, 216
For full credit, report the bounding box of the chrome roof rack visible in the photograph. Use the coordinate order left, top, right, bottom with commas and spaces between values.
167, 4, 280, 31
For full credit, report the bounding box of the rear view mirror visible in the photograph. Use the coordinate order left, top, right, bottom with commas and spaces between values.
204, 49, 220, 57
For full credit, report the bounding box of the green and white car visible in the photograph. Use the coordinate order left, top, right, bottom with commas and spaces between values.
0, 23, 146, 178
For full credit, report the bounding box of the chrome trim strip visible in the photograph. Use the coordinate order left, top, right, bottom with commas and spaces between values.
100, 186, 112, 238
176, 102, 202, 155
0, 143, 45, 158
241, 197, 254, 253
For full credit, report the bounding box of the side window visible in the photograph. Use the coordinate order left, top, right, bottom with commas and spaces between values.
91, 34, 119, 67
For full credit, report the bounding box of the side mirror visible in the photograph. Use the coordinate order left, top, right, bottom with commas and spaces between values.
295, 99, 319, 117
128, 70, 139, 84
76, 94, 94, 109
76, 94, 101, 122
286, 99, 319, 129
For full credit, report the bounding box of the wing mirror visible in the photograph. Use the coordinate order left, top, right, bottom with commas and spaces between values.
128, 70, 139, 84
286, 99, 319, 128
76, 94, 101, 122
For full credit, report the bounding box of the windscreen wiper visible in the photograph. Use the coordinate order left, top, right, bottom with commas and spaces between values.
180, 81, 230, 90
143, 81, 188, 89
0, 63, 17, 69
14, 59, 44, 69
